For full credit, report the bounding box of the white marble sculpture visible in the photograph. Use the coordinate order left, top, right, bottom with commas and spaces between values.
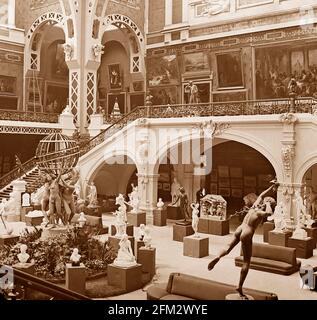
305, 214, 315, 228
293, 191, 309, 239
87, 182, 98, 207
170, 178, 181, 206
138, 223, 145, 241
22, 193, 31, 207
157, 198, 164, 210
268, 201, 287, 233
0, 201, 13, 235
41, 217, 49, 229
191, 203, 200, 237
4, 192, 20, 217
113, 234, 137, 267
263, 197, 276, 214
17, 244, 30, 264
143, 226, 152, 248
78, 212, 87, 228
113, 206, 126, 237
70, 248, 81, 266
115, 194, 128, 222
129, 184, 140, 213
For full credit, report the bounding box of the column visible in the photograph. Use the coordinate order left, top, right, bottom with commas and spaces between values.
165, 0, 173, 26
137, 173, 159, 214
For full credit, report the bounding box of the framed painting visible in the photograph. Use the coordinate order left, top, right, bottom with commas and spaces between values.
291, 51, 304, 76
0, 75, 16, 94
309, 49, 317, 68
219, 177, 230, 187
218, 165, 229, 178
149, 86, 178, 105
182, 81, 211, 104
212, 90, 247, 102
163, 183, 171, 191
130, 93, 145, 111
158, 183, 163, 190
183, 52, 210, 73
147, 54, 179, 87
44, 82, 68, 114
231, 178, 243, 188
216, 52, 243, 88
108, 64, 123, 90
230, 167, 243, 178
107, 93, 125, 116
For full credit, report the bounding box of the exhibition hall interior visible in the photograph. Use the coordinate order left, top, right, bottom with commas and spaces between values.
1, 0, 317, 301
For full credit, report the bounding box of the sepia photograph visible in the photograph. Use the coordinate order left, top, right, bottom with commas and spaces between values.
1, 0, 317, 315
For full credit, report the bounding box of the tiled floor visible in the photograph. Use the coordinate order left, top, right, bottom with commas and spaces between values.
3, 216, 317, 300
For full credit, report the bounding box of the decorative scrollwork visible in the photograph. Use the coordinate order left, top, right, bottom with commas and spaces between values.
281, 145, 295, 177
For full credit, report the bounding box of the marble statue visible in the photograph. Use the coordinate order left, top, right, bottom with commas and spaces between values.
170, 178, 181, 206
0, 201, 13, 235
47, 175, 63, 225
191, 203, 200, 237
143, 226, 152, 249
78, 212, 87, 228
208, 182, 278, 299
70, 248, 81, 266
4, 192, 20, 217
113, 234, 137, 267
263, 197, 276, 214
115, 194, 128, 222
157, 198, 164, 210
63, 43, 73, 60
22, 193, 31, 207
0, 199, 7, 217
17, 244, 30, 264
87, 182, 98, 208
268, 201, 287, 233
138, 223, 145, 241
113, 207, 126, 237
305, 214, 315, 228
293, 191, 307, 237
129, 184, 140, 213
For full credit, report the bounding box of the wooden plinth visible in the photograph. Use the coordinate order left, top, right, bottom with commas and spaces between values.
108, 236, 135, 254
135, 240, 145, 259
137, 247, 156, 278
21, 207, 33, 223
107, 263, 142, 291
198, 217, 209, 234
13, 263, 35, 275
288, 237, 314, 259
111, 224, 134, 237
173, 224, 194, 242
183, 235, 209, 258
303, 227, 317, 248
167, 206, 183, 220
0, 235, 19, 246
25, 216, 43, 226
209, 219, 229, 236
6, 214, 20, 222
127, 212, 146, 227
268, 231, 292, 247
263, 222, 275, 243
153, 209, 167, 226
65, 263, 86, 295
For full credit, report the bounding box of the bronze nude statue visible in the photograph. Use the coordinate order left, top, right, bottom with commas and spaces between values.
207, 181, 278, 299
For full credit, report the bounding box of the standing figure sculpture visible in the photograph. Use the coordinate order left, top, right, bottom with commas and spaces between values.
114, 234, 136, 267
129, 184, 140, 213
172, 187, 190, 221
87, 182, 98, 207
191, 203, 200, 237
47, 174, 62, 225
268, 201, 287, 233
115, 193, 128, 223
207, 182, 278, 299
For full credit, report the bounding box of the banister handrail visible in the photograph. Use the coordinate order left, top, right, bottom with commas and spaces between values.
0, 110, 59, 123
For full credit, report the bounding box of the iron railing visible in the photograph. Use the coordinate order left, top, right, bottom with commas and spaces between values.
0, 110, 59, 123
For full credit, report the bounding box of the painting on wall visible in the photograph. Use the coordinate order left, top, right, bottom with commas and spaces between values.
237, 0, 273, 9
213, 90, 247, 102
107, 93, 125, 115
147, 54, 179, 87
217, 52, 243, 88
53, 43, 68, 77
149, 86, 178, 105
291, 51, 304, 76
183, 52, 210, 73
45, 82, 68, 114
108, 64, 123, 90
0, 75, 16, 94
309, 49, 317, 68
130, 93, 145, 111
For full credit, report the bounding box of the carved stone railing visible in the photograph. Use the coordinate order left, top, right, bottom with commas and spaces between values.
0, 110, 59, 123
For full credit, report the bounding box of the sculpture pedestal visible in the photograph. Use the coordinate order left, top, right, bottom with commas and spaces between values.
25, 215, 43, 226
108, 236, 135, 254
167, 206, 182, 220
0, 234, 19, 246
32, 204, 42, 211
263, 222, 275, 243
198, 217, 209, 234
111, 224, 134, 237
288, 237, 314, 259
268, 231, 292, 247
65, 263, 86, 295
6, 214, 20, 222
226, 294, 254, 300
209, 219, 229, 236
127, 212, 146, 227
135, 240, 145, 259
153, 209, 167, 226
137, 247, 156, 278
21, 207, 33, 223
13, 262, 35, 275
183, 235, 209, 258
173, 224, 194, 242
86, 205, 102, 217
303, 227, 317, 248
107, 263, 142, 291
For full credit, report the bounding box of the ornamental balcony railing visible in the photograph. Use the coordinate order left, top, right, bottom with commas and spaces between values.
0, 110, 59, 123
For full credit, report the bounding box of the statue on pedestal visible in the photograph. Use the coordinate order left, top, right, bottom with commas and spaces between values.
157, 198, 164, 210
114, 234, 137, 267
129, 184, 140, 213
208, 182, 278, 299
87, 182, 98, 208
17, 244, 30, 264
138, 224, 146, 241
115, 194, 128, 223
113, 206, 126, 237
268, 201, 287, 233
70, 248, 81, 267
293, 190, 308, 239
0, 200, 13, 235
78, 212, 87, 228
191, 203, 200, 237
170, 178, 181, 206
144, 226, 152, 248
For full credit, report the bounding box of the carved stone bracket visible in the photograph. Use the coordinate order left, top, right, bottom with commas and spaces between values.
281, 184, 295, 202
279, 113, 298, 125
281, 145, 295, 178
63, 43, 73, 61
92, 44, 104, 60
193, 120, 230, 138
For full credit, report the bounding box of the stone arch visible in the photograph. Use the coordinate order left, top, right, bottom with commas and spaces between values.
294, 152, 317, 183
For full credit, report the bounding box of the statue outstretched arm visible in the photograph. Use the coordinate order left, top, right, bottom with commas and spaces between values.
253, 183, 277, 208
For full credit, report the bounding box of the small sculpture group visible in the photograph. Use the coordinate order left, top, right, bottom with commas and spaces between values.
128, 183, 140, 213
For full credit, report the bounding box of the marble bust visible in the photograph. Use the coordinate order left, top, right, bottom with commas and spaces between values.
157, 198, 164, 210
70, 248, 81, 266
139, 224, 145, 241
18, 244, 30, 264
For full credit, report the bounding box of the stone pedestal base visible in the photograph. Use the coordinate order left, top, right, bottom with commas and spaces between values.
6, 215, 21, 222
111, 224, 134, 237
198, 218, 209, 234
0, 234, 19, 246
173, 224, 194, 242
263, 222, 275, 243
13, 263, 35, 275
108, 236, 135, 254
137, 247, 156, 278
135, 240, 145, 259
107, 263, 142, 291
303, 227, 317, 248
127, 212, 146, 227
167, 206, 182, 220
41, 226, 69, 240
25, 216, 43, 226
288, 237, 314, 259
21, 207, 34, 222
183, 235, 209, 258
268, 231, 292, 247
209, 219, 229, 236
65, 263, 86, 295
153, 209, 167, 226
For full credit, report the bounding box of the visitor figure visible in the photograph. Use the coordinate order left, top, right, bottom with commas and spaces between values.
207, 181, 278, 299
188, 81, 199, 104
172, 187, 190, 221
191, 203, 200, 237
